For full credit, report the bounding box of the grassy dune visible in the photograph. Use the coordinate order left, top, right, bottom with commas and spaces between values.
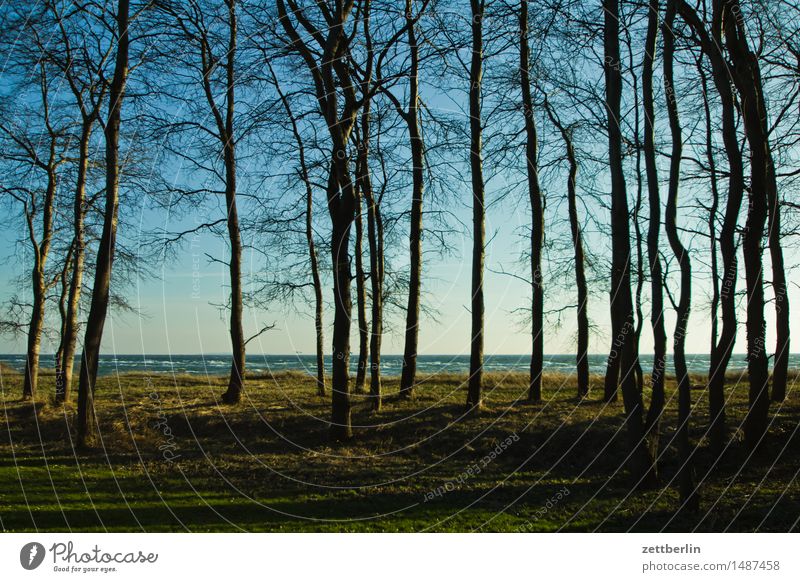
0, 366, 798, 532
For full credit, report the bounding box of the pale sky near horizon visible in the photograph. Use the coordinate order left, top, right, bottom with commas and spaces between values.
2, 191, 798, 358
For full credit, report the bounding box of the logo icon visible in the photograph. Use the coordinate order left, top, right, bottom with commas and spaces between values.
20, 542, 46, 570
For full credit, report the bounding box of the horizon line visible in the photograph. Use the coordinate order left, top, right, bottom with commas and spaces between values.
0, 352, 763, 357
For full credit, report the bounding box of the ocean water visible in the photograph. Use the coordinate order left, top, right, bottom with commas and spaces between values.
1, 352, 794, 378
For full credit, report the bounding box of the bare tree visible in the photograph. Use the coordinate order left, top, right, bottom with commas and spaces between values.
519, 0, 544, 403
663, 0, 698, 510
640, 0, 667, 463
44, 0, 112, 403
0, 60, 65, 400
697, 56, 721, 366
396, 0, 429, 400
277, 0, 361, 441
543, 94, 589, 397
466, 0, 486, 410
602, 0, 655, 486
354, 190, 369, 394
676, 0, 744, 455
76, 0, 131, 446
268, 63, 327, 397
721, 0, 786, 448
354, 0, 383, 409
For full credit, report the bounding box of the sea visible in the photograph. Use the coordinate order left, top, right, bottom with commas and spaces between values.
1, 353, 794, 377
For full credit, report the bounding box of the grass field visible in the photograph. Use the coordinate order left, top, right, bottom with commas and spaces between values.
1, 364, 798, 532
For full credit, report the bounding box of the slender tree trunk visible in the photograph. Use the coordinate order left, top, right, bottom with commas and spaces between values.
676, 0, 743, 455
519, 0, 544, 403
603, 0, 655, 486
276, 0, 357, 441
699, 61, 721, 359
23, 275, 47, 400
361, 153, 383, 411
567, 139, 589, 398
722, 0, 789, 406
399, 0, 424, 399
271, 61, 326, 397
309, 182, 325, 398
641, 0, 667, 464
769, 177, 789, 403
22, 148, 58, 399
628, 34, 646, 397
329, 158, 355, 441
544, 102, 589, 396
221, 0, 245, 404
356, 0, 382, 410
54, 243, 73, 401
723, 0, 773, 450
354, 191, 369, 394
663, 0, 698, 510
76, 0, 130, 447
604, 350, 620, 402
223, 153, 246, 404
632, 181, 645, 396
466, 0, 485, 410
56, 122, 92, 403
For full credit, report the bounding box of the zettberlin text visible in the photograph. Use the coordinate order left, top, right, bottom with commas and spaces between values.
642, 544, 701, 554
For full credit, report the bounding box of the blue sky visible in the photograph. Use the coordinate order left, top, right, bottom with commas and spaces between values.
2, 0, 798, 359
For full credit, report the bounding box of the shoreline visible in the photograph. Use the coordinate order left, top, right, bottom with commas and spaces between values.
3, 361, 794, 384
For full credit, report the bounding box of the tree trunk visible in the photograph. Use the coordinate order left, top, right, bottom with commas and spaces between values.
275, 0, 358, 440
362, 160, 383, 411
56, 122, 91, 404
519, 0, 544, 403
663, 0, 698, 510
22, 157, 58, 399
271, 59, 325, 397
603, 351, 620, 402
567, 139, 589, 398
221, 0, 245, 404
22, 279, 46, 400
723, 0, 773, 450
720, 0, 789, 405
54, 244, 73, 402
308, 175, 325, 398
676, 0, 744, 456
223, 154, 245, 404
628, 33, 646, 398
466, 0, 485, 410
354, 191, 369, 394
699, 61, 721, 362
603, 0, 655, 487
641, 0, 667, 464
357, 0, 382, 411
769, 179, 790, 403
76, 0, 130, 447
359, 135, 383, 411
329, 159, 355, 441
544, 101, 589, 397
399, 0, 424, 400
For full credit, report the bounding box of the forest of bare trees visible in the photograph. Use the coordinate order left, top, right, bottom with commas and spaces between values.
1, 0, 799, 513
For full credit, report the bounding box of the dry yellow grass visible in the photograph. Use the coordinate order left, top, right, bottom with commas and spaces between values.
1, 367, 798, 532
